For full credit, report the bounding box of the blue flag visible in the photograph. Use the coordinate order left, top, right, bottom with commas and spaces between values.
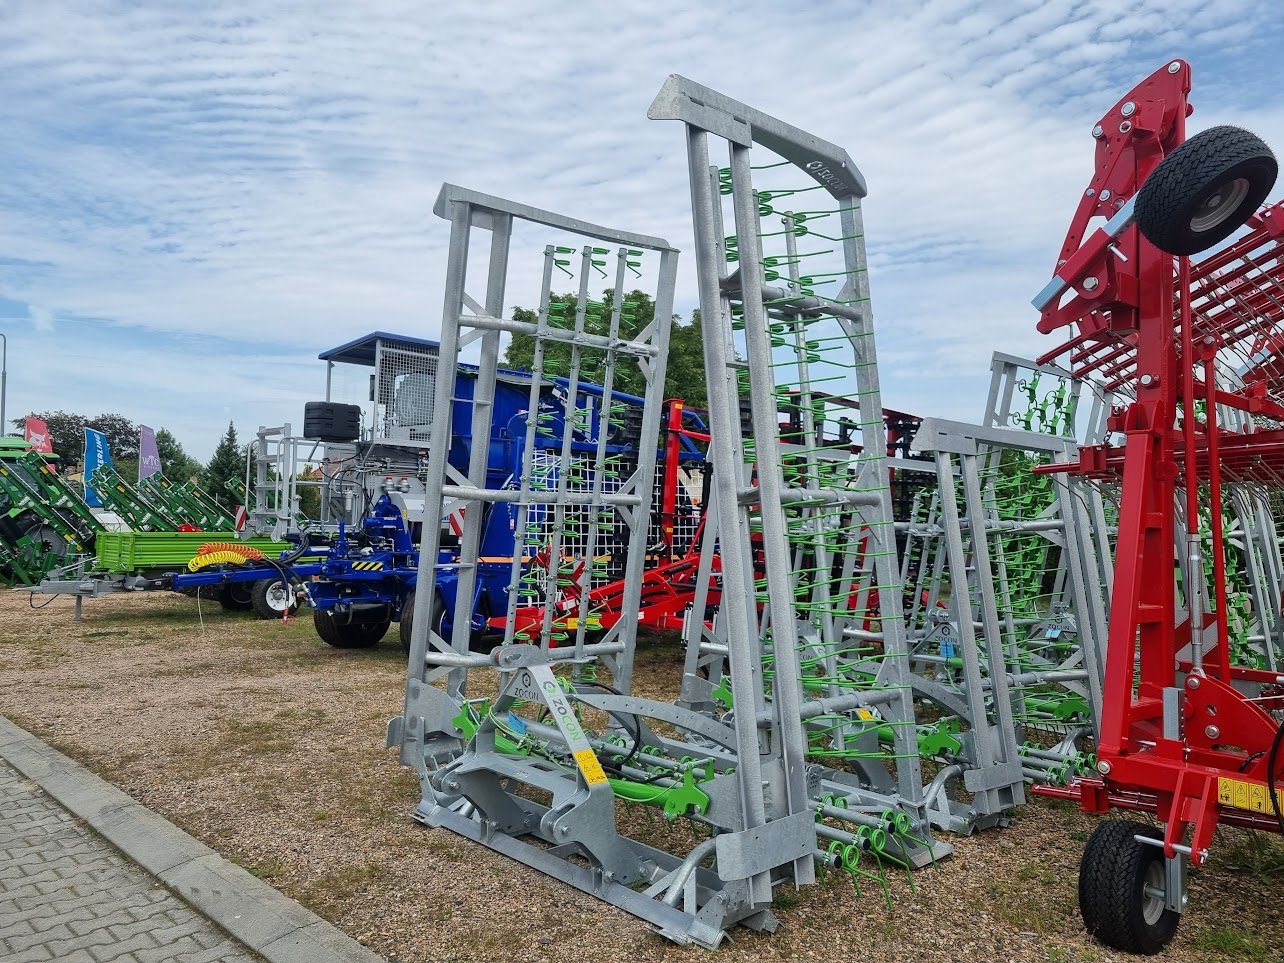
83, 428, 113, 508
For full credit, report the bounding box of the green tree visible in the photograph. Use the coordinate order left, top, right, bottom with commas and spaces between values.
155, 428, 204, 481
297, 465, 323, 520
502, 290, 707, 407
10, 410, 139, 467
204, 422, 245, 509
11, 411, 87, 463
90, 413, 140, 460
664, 310, 707, 410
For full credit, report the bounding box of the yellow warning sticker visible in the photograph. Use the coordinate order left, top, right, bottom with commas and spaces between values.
1217, 776, 1284, 815
573, 748, 609, 786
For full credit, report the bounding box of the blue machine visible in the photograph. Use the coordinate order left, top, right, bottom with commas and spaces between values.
301, 364, 653, 650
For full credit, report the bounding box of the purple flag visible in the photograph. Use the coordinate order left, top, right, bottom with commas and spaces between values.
139, 425, 162, 482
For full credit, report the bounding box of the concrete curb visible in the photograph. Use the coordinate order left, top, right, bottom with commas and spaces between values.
0, 715, 385, 963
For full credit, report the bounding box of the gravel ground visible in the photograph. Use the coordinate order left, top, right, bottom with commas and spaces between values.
0, 589, 1280, 963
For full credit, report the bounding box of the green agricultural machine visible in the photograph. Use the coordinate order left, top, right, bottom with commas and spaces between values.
0, 438, 102, 587
0, 436, 293, 618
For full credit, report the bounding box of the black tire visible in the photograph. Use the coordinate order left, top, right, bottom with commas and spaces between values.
1135, 125, 1277, 256
313, 609, 390, 648
399, 589, 446, 656
1079, 820, 1179, 954
251, 577, 298, 619
218, 583, 254, 611
399, 589, 415, 655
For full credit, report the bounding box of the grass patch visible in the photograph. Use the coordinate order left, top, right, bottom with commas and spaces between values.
1215, 829, 1284, 881
243, 857, 287, 881
771, 889, 802, 910
298, 861, 394, 909
210, 719, 294, 757
987, 876, 1066, 934
1193, 925, 1270, 960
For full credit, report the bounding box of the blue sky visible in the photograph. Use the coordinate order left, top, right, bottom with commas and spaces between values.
2, 0, 1283, 460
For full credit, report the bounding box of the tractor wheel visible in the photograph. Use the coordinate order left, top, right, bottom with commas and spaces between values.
399, 589, 446, 656
1078, 820, 1179, 954
1135, 125, 1277, 256
251, 577, 298, 619
218, 583, 254, 611
313, 609, 390, 648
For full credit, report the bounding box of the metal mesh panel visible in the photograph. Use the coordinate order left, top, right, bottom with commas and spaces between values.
376, 345, 440, 441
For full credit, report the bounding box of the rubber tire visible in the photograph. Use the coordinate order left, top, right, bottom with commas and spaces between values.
399, 589, 415, 656
1135, 125, 1277, 256
251, 577, 298, 620
218, 583, 254, 611
313, 609, 390, 648
399, 589, 446, 656
1079, 820, 1179, 954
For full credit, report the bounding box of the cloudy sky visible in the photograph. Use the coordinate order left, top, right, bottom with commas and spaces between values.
2, 0, 1282, 460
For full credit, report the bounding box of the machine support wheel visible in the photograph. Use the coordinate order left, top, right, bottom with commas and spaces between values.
1134, 125, 1277, 256
218, 583, 254, 611
313, 609, 390, 648
251, 577, 298, 619
1079, 820, 1180, 954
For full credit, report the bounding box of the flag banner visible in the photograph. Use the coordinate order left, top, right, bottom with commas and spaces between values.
83, 427, 113, 508
24, 417, 53, 454
138, 425, 161, 482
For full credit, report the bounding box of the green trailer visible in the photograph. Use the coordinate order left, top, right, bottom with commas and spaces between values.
93, 530, 291, 574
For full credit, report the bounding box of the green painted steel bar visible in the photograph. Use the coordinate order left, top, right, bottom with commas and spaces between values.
88, 465, 183, 532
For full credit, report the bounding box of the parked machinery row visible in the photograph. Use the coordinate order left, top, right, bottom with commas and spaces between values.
385, 64, 1283, 955
16, 59, 1281, 958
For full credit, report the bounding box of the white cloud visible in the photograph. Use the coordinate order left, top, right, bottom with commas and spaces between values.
0, 0, 1281, 456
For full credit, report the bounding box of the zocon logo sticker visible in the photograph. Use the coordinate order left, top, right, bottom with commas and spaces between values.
542, 678, 585, 743
805, 159, 846, 190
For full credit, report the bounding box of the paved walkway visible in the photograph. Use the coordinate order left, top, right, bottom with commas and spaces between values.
0, 717, 384, 963
0, 761, 260, 963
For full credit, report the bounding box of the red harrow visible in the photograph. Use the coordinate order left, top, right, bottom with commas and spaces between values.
1032, 60, 1283, 953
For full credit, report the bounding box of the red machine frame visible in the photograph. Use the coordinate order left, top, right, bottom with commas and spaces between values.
1032, 61, 1284, 863
497, 399, 927, 640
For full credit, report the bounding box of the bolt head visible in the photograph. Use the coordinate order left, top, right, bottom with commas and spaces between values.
1092, 124, 1104, 138
1205, 725, 1220, 740
1097, 759, 1112, 775
1169, 61, 1182, 73
1119, 121, 1133, 134
1086, 188, 1096, 197
1121, 101, 1136, 117
1100, 189, 1112, 201
1140, 373, 1155, 386
1187, 675, 1201, 689
1082, 277, 1100, 292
